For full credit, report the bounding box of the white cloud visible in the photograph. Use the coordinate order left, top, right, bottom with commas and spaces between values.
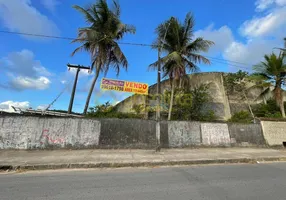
40, 0, 60, 12
222, 1, 286, 69
195, 24, 234, 55
240, 7, 286, 38
223, 39, 281, 69
255, 0, 286, 11
10, 76, 51, 90
68, 68, 92, 77
0, 49, 52, 90
0, 0, 59, 38
37, 104, 48, 110
0, 101, 30, 113
1, 49, 51, 77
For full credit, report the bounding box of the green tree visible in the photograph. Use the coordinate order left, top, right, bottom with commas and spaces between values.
163, 84, 216, 121
150, 13, 214, 120
276, 38, 286, 53
72, 0, 136, 114
253, 52, 286, 118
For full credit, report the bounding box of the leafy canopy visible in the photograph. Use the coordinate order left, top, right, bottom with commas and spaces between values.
72, 0, 136, 75
149, 13, 214, 79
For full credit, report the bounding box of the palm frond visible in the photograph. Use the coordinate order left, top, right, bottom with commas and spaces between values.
186, 37, 214, 52
112, 0, 120, 17
73, 5, 96, 24
187, 53, 211, 65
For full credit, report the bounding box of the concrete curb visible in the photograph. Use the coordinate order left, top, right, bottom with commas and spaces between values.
1, 157, 286, 171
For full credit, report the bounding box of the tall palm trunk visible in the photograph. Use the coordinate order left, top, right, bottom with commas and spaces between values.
168, 78, 176, 120
274, 82, 285, 118
242, 91, 255, 120
83, 67, 100, 115
179, 78, 182, 88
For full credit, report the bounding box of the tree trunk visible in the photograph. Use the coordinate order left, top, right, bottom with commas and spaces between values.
274, 85, 285, 118
168, 78, 175, 121
83, 67, 100, 115
243, 91, 255, 120
263, 96, 267, 104
179, 78, 182, 88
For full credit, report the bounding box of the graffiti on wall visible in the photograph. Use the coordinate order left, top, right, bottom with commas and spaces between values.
40, 129, 65, 144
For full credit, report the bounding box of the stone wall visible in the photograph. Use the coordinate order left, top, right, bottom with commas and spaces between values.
261, 121, 286, 146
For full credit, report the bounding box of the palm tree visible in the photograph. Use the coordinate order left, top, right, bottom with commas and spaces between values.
72, 0, 135, 114
253, 52, 286, 118
150, 13, 214, 120
275, 38, 286, 54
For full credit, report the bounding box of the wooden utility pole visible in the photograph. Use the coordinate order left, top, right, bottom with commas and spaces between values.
67, 64, 90, 114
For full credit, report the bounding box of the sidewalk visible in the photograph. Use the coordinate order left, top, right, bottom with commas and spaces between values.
1, 148, 286, 170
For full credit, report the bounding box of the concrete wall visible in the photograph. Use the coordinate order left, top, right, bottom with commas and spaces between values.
116, 72, 232, 120
0, 116, 100, 149
261, 121, 286, 146
228, 123, 265, 146
0, 115, 283, 149
168, 121, 201, 147
116, 72, 286, 120
201, 123, 231, 146
99, 119, 156, 148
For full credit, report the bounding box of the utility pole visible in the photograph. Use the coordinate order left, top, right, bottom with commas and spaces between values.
156, 21, 171, 152
67, 64, 90, 114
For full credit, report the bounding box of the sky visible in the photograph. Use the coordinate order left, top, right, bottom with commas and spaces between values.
0, 0, 285, 113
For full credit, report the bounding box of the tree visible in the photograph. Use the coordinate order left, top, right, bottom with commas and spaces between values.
72, 0, 136, 114
149, 13, 214, 120
223, 71, 255, 120
253, 52, 286, 118
275, 38, 286, 55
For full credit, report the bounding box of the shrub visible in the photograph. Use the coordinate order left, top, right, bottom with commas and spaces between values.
253, 99, 282, 118
228, 111, 252, 123
165, 84, 217, 121
87, 101, 143, 119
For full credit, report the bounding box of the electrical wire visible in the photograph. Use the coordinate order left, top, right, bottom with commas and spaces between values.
209, 59, 251, 70
0, 30, 155, 47
0, 30, 256, 68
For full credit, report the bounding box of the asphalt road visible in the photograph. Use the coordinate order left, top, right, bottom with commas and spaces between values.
1, 163, 286, 200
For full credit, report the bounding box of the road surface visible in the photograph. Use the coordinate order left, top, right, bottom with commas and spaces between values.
1, 163, 286, 200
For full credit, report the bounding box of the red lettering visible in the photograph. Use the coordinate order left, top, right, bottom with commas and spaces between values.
125, 82, 130, 87
138, 84, 142, 89
133, 83, 137, 88
143, 84, 147, 89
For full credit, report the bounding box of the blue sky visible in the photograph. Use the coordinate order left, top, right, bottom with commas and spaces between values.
0, 0, 285, 113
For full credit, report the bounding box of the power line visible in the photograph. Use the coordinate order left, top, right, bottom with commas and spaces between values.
0, 30, 75, 40
0, 30, 155, 47
0, 30, 255, 67
209, 59, 250, 70
204, 55, 253, 67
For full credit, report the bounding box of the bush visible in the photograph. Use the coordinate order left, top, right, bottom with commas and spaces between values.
253, 99, 282, 118
165, 84, 217, 121
228, 111, 252, 123
86, 101, 143, 119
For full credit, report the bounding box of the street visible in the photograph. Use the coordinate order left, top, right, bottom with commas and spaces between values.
1, 163, 286, 200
